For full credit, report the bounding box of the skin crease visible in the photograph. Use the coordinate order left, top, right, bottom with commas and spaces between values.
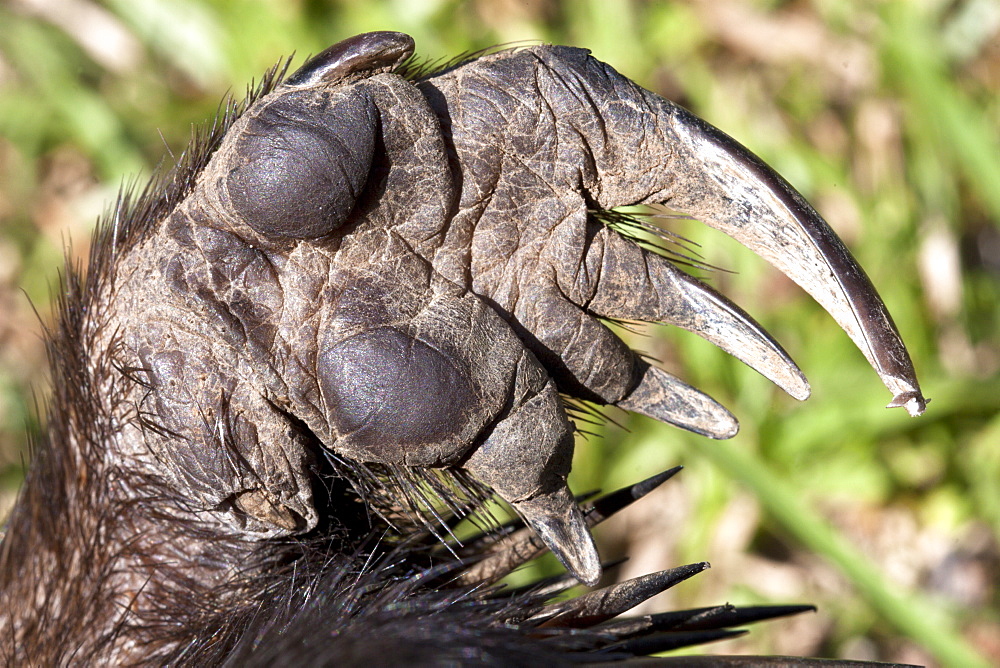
0, 31, 924, 664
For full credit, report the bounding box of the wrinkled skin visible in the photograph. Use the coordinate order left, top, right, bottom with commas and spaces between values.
0, 32, 924, 663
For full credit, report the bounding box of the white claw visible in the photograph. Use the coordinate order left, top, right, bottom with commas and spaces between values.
512, 487, 602, 586
617, 364, 739, 440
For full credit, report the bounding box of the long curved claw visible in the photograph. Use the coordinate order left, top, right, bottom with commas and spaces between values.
658, 105, 926, 416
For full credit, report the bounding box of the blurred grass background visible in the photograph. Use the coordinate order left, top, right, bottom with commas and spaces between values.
0, 0, 998, 664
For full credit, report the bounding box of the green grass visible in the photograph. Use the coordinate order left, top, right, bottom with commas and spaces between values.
1, 1, 997, 664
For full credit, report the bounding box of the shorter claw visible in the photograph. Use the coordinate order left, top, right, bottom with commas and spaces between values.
285, 31, 414, 87
511, 487, 602, 586
585, 227, 811, 401
617, 364, 739, 439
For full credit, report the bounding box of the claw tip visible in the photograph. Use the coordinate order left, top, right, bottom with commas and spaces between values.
887, 390, 928, 417
788, 379, 811, 402
709, 419, 739, 440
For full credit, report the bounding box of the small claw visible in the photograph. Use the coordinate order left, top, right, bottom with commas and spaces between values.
286, 31, 414, 87
457, 468, 684, 586
510, 487, 602, 586
660, 105, 927, 415
459, 359, 604, 584
616, 364, 739, 439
